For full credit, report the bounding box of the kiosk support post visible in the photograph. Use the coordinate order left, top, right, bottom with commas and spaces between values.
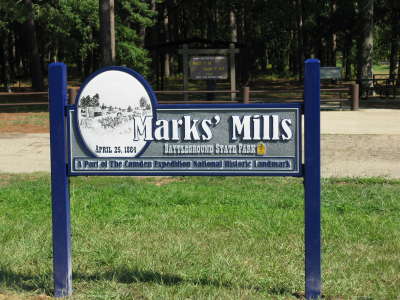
49, 63, 72, 297
304, 59, 321, 299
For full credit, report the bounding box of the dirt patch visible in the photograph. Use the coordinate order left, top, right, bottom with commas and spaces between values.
151, 177, 183, 186
0, 293, 51, 300
0, 113, 49, 133
0, 174, 13, 186
132, 176, 183, 186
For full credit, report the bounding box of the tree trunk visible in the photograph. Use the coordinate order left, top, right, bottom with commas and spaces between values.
389, 35, 399, 81
397, 54, 400, 85
330, 34, 337, 66
242, 6, 251, 85
0, 30, 12, 91
236, 6, 244, 84
316, 37, 324, 66
139, 26, 146, 49
10, 29, 17, 86
99, 0, 115, 66
295, 0, 304, 80
0, 34, 4, 88
146, 0, 159, 84
206, 0, 216, 41
343, 32, 353, 80
14, 23, 24, 82
389, 5, 399, 80
329, 0, 337, 66
25, 0, 44, 91
3, 31, 11, 91
84, 32, 95, 76
230, 9, 237, 43
356, 0, 374, 83
163, 5, 170, 78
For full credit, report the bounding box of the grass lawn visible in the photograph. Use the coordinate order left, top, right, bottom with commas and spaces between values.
0, 175, 399, 299
373, 64, 390, 75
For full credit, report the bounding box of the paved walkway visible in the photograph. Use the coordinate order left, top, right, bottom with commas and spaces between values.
1, 109, 399, 178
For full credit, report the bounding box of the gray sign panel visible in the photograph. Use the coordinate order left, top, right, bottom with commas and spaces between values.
68, 106, 301, 175
190, 56, 228, 80
320, 67, 341, 80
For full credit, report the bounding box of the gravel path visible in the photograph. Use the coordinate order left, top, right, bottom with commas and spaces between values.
320, 109, 400, 178
321, 134, 400, 178
1, 109, 399, 178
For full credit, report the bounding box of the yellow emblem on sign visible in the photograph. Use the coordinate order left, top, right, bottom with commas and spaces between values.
256, 142, 266, 156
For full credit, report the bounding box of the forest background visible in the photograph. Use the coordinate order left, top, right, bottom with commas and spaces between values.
0, 0, 398, 91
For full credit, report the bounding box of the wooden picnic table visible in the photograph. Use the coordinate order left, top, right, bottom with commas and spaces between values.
358, 76, 399, 99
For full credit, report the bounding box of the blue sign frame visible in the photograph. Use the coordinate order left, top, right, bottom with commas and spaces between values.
48, 59, 321, 299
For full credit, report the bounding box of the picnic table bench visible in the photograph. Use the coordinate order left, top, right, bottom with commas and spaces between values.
358, 74, 399, 99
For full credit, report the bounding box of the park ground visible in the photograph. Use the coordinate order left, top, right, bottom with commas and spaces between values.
0, 107, 399, 299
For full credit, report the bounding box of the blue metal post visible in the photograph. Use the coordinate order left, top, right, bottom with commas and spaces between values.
48, 63, 72, 297
304, 59, 321, 299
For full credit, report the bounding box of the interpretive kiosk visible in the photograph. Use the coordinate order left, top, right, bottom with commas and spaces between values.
178, 44, 239, 101
48, 59, 321, 298
189, 56, 228, 80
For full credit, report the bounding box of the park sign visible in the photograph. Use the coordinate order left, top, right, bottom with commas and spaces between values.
48, 60, 321, 299
320, 67, 341, 80
68, 67, 301, 176
189, 56, 228, 79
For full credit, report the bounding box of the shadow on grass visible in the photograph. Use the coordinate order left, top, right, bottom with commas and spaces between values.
0, 267, 53, 295
0, 266, 303, 298
74, 267, 303, 298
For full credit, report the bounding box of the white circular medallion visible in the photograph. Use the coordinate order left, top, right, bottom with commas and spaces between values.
76, 68, 154, 157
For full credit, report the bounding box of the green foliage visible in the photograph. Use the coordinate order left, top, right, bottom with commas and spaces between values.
116, 41, 151, 75
115, 0, 156, 75
0, 1, 27, 31
0, 0, 156, 80
0, 0, 398, 84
